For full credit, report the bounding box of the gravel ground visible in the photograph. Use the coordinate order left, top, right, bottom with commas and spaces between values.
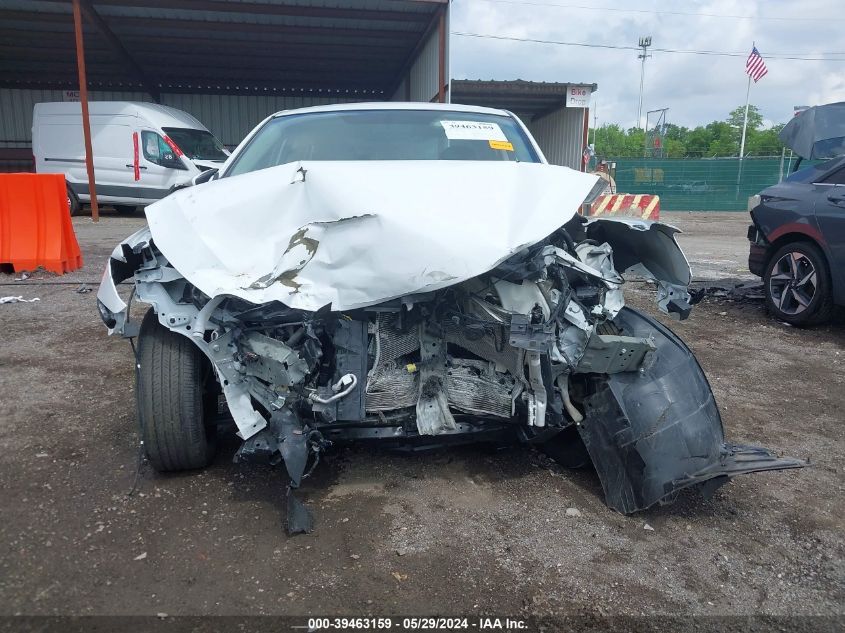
0, 211, 842, 625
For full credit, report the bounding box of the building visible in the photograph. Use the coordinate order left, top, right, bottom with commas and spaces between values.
1, 1, 593, 174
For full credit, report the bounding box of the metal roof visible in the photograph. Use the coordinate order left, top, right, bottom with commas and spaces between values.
0, 0, 447, 98
451, 79, 598, 120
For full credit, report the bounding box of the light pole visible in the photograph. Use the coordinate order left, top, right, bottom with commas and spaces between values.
637, 36, 652, 129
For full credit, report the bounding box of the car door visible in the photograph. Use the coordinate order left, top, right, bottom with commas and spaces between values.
813, 165, 845, 297
138, 129, 190, 202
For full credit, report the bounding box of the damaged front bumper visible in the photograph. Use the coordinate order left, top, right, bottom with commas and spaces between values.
97, 163, 804, 531
576, 307, 803, 513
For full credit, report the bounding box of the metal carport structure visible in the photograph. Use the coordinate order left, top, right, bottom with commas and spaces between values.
0, 0, 450, 219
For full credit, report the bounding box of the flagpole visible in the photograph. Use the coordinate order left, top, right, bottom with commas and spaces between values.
737, 42, 754, 187
739, 73, 752, 160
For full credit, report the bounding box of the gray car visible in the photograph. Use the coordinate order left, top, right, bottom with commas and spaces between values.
748, 156, 845, 325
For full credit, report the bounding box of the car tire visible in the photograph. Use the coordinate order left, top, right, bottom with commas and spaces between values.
67, 186, 81, 217
136, 308, 218, 472
764, 241, 834, 326
113, 205, 137, 215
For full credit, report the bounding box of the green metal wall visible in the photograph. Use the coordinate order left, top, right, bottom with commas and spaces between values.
608, 157, 790, 211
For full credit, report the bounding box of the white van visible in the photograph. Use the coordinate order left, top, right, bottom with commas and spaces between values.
33, 102, 229, 215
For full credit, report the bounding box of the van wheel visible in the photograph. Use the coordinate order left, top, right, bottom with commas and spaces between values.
67, 186, 81, 216
136, 309, 218, 472
114, 205, 137, 215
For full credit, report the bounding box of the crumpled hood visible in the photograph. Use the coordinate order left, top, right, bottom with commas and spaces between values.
145, 160, 599, 311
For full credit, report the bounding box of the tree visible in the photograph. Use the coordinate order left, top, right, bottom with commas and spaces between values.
589, 105, 785, 159
727, 104, 764, 133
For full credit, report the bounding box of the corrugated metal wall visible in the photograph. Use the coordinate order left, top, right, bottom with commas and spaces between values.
409, 28, 440, 102
527, 107, 586, 170
391, 78, 407, 102
0, 88, 364, 149
391, 24, 443, 103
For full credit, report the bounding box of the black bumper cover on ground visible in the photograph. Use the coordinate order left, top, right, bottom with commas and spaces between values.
577, 307, 804, 514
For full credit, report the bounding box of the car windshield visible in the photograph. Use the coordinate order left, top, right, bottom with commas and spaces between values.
162, 127, 228, 162
225, 109, 540, 177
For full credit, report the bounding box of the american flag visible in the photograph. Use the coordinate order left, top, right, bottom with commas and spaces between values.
746, 46, 768, 82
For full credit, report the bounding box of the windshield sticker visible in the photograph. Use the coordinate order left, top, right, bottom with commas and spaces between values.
489, 140, 514, 151
441, 120, 508, 142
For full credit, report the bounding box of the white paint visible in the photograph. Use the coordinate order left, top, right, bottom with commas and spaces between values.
145, 160, 599, 312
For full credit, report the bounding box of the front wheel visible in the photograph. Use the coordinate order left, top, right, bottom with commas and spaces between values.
136, 309, 218, 471
764, 241, 833, 326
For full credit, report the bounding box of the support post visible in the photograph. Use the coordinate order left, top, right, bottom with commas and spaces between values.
582, 107, 590, 172
737, 73, 752, 185
437, 9, 446, 103
739, 74, 752, 160
636, 36, 652, 129
72, 0, 98, 222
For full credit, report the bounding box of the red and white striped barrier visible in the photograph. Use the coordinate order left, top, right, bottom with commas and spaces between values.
588, 194, 660, 220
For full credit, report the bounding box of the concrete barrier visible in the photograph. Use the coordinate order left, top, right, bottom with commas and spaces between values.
588, 194, 660, 220
0, 173, 83, 274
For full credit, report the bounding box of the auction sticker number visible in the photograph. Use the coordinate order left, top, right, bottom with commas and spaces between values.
440, 121, 507, 142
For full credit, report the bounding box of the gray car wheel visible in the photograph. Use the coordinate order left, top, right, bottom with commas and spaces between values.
764, 241, 833, 326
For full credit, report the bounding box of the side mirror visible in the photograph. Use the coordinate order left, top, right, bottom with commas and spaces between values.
191, 168, 219, 186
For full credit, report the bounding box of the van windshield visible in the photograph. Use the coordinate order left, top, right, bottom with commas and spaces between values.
162, 127, 228, 162
224, 109, 540, 177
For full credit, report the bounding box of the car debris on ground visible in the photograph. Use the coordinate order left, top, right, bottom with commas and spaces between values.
1, 295, 40, 304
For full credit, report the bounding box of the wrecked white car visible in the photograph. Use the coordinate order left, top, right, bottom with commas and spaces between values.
98, 104, 802, 533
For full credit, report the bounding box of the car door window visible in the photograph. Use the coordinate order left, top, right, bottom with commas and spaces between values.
141, 131, 186, 170
821, 167, 845, 185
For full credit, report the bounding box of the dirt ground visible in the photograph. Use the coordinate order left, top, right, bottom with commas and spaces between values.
0, 211, 843, 623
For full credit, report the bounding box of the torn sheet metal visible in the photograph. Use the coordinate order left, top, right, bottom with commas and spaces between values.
144, 160, 599, 311
585, 218, 694, 318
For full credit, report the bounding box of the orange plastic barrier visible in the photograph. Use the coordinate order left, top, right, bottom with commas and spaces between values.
0, 173, 83, 274
589, 194, 660, 220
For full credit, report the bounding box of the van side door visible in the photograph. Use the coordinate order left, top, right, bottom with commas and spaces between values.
89, 121, 139, 203
138, 130, 190, 201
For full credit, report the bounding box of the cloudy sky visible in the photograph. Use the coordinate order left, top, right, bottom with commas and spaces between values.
449, 0, 845, 129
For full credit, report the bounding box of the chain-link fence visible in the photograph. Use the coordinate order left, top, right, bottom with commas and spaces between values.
606, 156, 797, 211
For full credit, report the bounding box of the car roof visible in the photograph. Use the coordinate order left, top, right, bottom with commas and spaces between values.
269, 101, 515, 120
